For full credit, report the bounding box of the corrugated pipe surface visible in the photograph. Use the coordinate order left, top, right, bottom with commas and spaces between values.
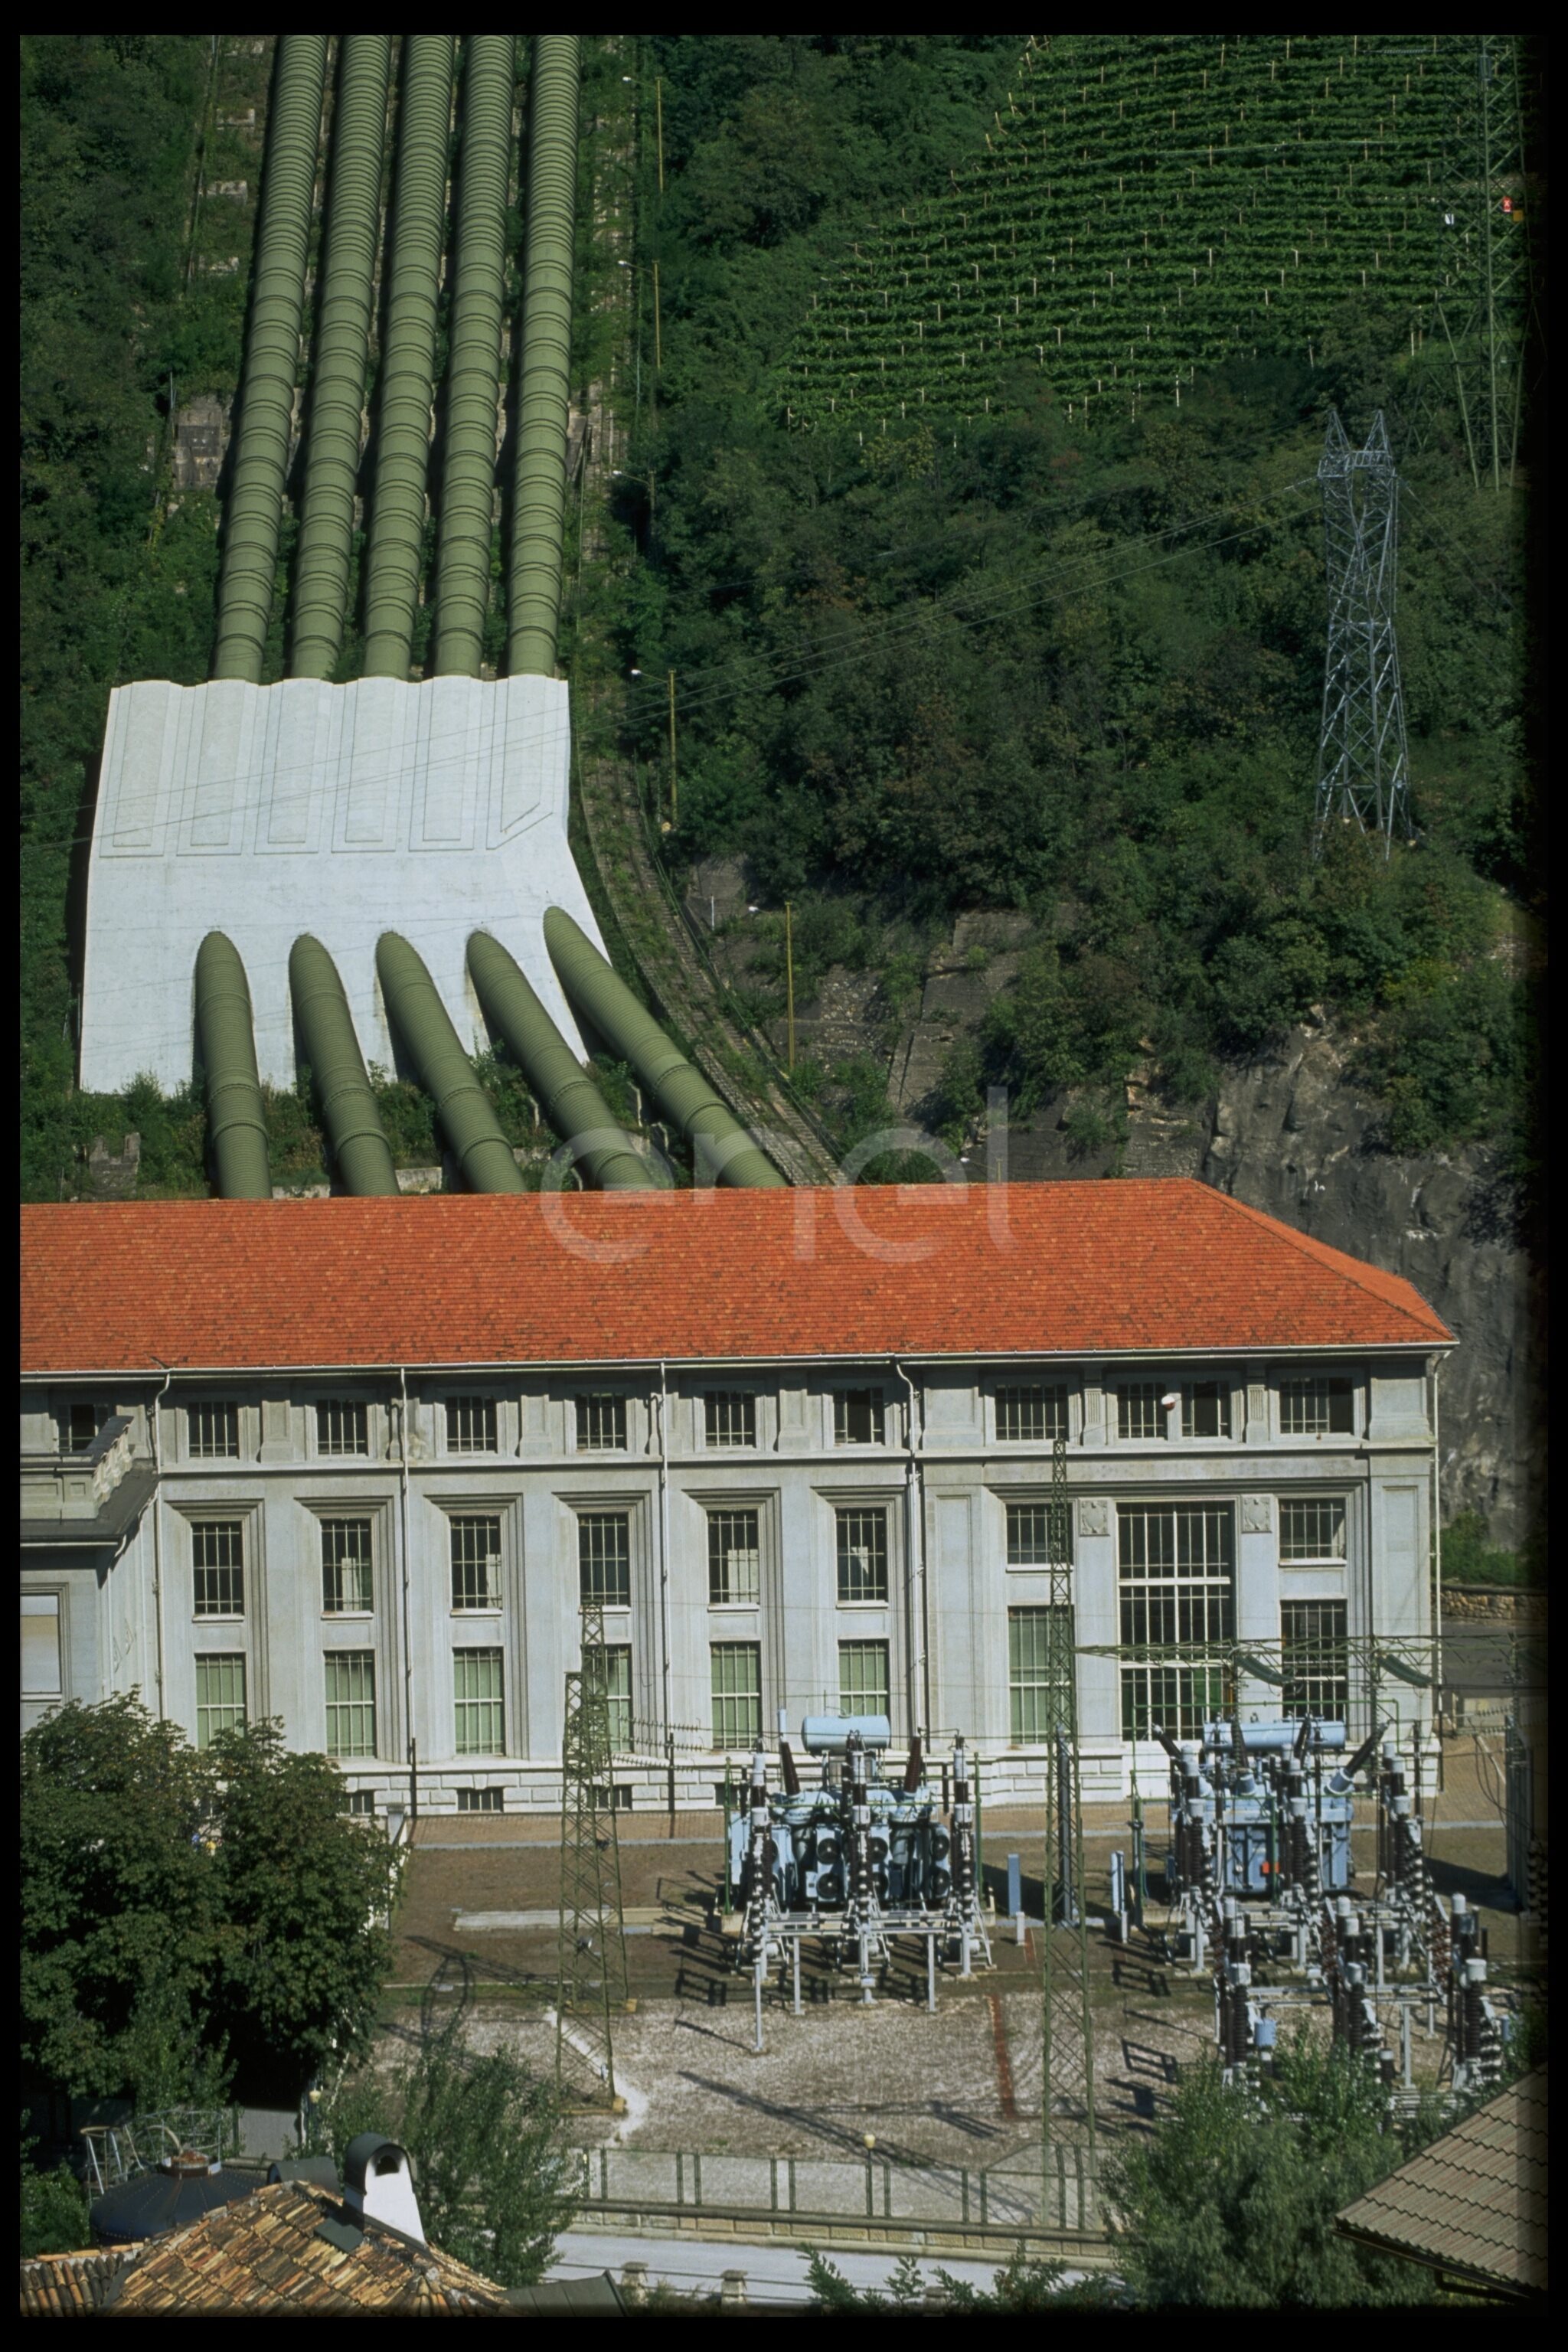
211, 35, 328, 683
467, 930, 653, 1191
508, 35, 580, 678
289, 935, 399, 1194
542, 909, 787, 1187
194, 933, 273, 1200
375, 932, 525, 1192
430, 35, 515, 679
289, 36, 390, 681
361, 35, 454, 678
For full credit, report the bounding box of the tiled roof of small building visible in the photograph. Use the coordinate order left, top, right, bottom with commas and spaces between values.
20, 1182, 1450, 1373
19, 2246, 139, 2316
1335, 2068, 1547, 2296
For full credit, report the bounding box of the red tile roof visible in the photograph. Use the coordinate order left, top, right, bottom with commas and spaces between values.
19, 1181, 1451, 1374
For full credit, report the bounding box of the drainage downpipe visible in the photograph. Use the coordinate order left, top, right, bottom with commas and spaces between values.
542, 908, 786, 1187
895, 1360, 928, 1745
375, 931, 525, 1192
467, 931, 652, 1190
149, 1359, 174, 1722
656, 1360, 674, 1789
289, 935, 399, 1194
194, 932, 273, 1199
508, 35, 580, 678
212, 35, 328, 682
289, 35, 391, 681
398, 1365, 417, 1822
430, 35, 514, 678
361, 35, 454, 678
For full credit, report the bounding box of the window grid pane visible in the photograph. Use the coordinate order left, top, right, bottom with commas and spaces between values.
1116, 1383, 1165, 1441
707, 1509, 761, 1604
195, 1654, 247, 1749
316, 1400, 370, 1456
576, 1394, 627, 1452
1118, 1506, 1235, 1739
321, 1517, 374, 1613
1006, 1501, 1068, 1566
1279, 1498, 1347, 1563
704, 1392, 757, 1448
836, 1508, 888, 1602
996, 1385, 1067, 1443
579, 1513, 631, 1606
710, 1642, 762, 1747
603, 1645, 632, 1754
1008, 1607, 1067, 1744
838, 1640, 890, 1718
188, 1402, 240, 1459
449, 1515, 501, 1611
1282, 1600, 1350, 1722
68, 1403, 106, 1455
453, 1649, 504, 1755
457, 1786, 503, 1813
192, 1521, 245, 1617
325, 1652, 376, 1757
1279, 1377, 1354, 1436
1181, 1382, 1231, 1440
834, 1390, 884, 1446
446, 1396, 497, 1454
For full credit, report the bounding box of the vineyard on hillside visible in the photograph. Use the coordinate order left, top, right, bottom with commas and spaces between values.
778, 33, 1521, 436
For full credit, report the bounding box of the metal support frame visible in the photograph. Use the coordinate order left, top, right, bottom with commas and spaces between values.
1040, 1429, 1097, 2210
1312, 410, 1412, 858
554, 1598, 629, 2109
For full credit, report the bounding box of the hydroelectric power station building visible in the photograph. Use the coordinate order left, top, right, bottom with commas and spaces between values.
21, 1184, 1452, 1808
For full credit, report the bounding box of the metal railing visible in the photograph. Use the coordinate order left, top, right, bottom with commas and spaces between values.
78, 2108, 240, 2197
572, 2141, 1102, 2236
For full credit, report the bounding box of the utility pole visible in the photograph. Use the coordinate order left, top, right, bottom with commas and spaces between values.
555, 1599, 629, 2111
666, 668, 678, 827
784, 901, 796, 1070
1039, 1428, 1097, 2223
1312, 411, 1412, 858
652, 260, 662, 375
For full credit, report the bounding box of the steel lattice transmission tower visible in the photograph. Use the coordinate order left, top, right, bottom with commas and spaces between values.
1039, 1429, 1098, 2220
554, 1599, 629, 2109
1312, 411, 1412, 859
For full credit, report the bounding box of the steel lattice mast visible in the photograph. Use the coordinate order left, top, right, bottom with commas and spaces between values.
1312, 410, 1412, 858
554, 1598, 629, 2108
1040, 1428, 1097, 2220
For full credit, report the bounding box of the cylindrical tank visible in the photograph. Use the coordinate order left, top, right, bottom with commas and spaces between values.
361, 36, 455, 678
508, 36, 580, 678
194, 932, 272, 1200
543, 908, 786, 1187
466, 930, 652, 1190
802, 1716, 892, 1755
289, 36, 391, 681
289, 936, 399, 1195
375, 932, 525, 1192
211, 36, 328, 683
430, 35, 514, 678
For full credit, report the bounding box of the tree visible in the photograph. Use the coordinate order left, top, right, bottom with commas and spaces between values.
805, 2245, 1122, 2311
20, 2121, 92, 2259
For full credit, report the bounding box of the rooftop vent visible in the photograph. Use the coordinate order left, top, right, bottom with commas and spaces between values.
341, 2135, 423, 2243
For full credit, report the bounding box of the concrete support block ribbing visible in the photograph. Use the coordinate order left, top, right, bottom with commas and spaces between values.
289, 35, 391, 681
212, 35, 328, 684
431, 34, 515, 680
508, 34, 580, 678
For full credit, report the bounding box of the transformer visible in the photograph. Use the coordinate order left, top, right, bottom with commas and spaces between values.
1158, 1717, 1365, 1914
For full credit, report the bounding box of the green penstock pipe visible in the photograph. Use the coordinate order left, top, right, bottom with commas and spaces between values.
375, 932, 525, 1192
212, 36, 328, 683
508, 35, 580, 678
467, 930, 652, 1191
430, 36, 514, 678
543, 908, 786, 1187
289, 36, 390, 681
194, 933, 273, 1200
289, 936, 399, 1195
362, 35, 454, 678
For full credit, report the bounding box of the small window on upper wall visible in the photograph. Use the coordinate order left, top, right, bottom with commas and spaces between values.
704, 1391, 756, 1448
834, 1389, 884, 1446
1116, 1382, 1166, 1441
995, 1385, 1069, 1443
21, 1596, 62, 1696
66, 1402, 109, 1455
576, 1393, 627, 1452
446, 1396, 498, 1455
1279, 1377, 1355, 1437
188, 1402, 240, 1460
1181, 1381, 1231, 1439
317, 1400, 370, 1457
456, 1785, 504, 1814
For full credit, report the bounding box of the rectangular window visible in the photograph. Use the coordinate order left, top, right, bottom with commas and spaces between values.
1118, 1505, 1234, 1740
1004, 1500, 1073, 1566
453, 1650, 504, 1756
707, 1509, 761, 1604
194, 1654, 247, 1749
1279, 1377, 1355, 1437
710, 1642, 763, 1748
445, 1396, 498, 1455
1116, 1383, 1165, 1441
21, 1596, 62, 1696
838, 1639, 890, 1719
1008, 1607, 1067, 1745
67, 1400, 109, 1455
995, 1384, 1068, 1443
578, 1512, 632, 1606
316, 1400, 370, 1457
834, 1390, 884, 1446
704, 1391, 757, 1448
449, 1515, 501, 1612
1282, 1599, 1350, 1723
1181, 1381, 1232, 1440
188, 1402, 240, 1459
344, 1788, 377, 1818
321, 1517, 374, 1614
456, 1785, 504, 1814
576, 1393, 627, 1452
192, 1521, 245, 1618
1279, 1498, 1348, 1563
324, 1652, 377, 1759
603, 1645, 632, 1754
835, 1508, 888, 1603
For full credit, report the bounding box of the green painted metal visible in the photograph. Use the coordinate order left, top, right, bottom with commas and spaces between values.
467, 931, 653, 1191
194, 933, 273, 1200
212, 36, 328, 684
288, 936, 398, 1196
375, 932, 525, 1193
361, 36, 455, 679
430, 36, 515, 678
542, 909, 786, 1187
508, 35, 580, 678
289, 37, 390, 681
